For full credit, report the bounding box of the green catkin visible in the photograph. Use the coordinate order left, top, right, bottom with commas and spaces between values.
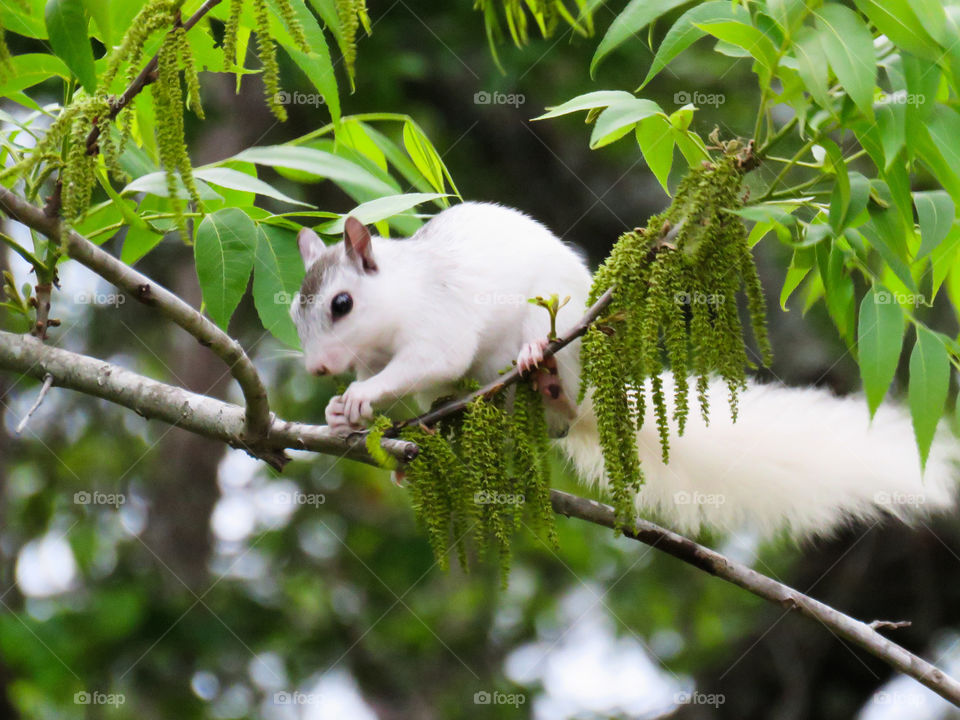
335, 0, 366, 79
274, 0, 311, 52
252, 0, 286, 121
0, 27, 13, 79
365, 416, 399, 470
579, 150, 771, 524
174, 26, 205, 120
61, 97, 110, 224
153, 30, 200, 240
101, 0, 178, 90
395, 382, 557, 583
222, 0, 244, 70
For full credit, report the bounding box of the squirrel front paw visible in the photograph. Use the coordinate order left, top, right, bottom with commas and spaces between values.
341, 381, 378, 427
324, 394, 353, 435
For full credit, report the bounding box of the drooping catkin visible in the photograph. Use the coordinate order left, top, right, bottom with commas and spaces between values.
395, 383, 557, 585
579, 151, 770, 529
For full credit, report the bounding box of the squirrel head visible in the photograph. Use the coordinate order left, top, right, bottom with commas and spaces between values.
291, 217, 387, 377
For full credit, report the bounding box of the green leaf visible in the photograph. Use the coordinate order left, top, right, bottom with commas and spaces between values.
695, 20, 778, 80
0, 0, 48, 38
253, 223, 304, 348
284, 45, 341, 126
780, 247, 814, 309
590, 0, 692, 76
816, 239, 855, 344
635, 115, 674, 194
792, 26, 831, 110
0, 54, 71, 97
914, 191, 955, 259
534, 90, 636, 120
908, 327, 951, 469
402, 122, 446, 193
589, 98, 662, 148
814, 4, 876, 120
920, 106, 960, 205
234, 146, 397, 196
194, 167, 315, 208
857, 286, 905, 416
830, 171, 870, 232
852, 0, 938, 60
318, 193, 448, 233
640, 1, 747, 89
44, 0, 96, 93
194, 208, 258, 330
80, 0, 110, 45
768, 0, 811, 34
122, 173, 223, 202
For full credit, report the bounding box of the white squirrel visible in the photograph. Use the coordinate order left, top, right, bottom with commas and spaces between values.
290, 201, 958, 540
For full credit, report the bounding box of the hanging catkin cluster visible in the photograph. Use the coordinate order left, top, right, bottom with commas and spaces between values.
368, 383, 556, 585
474, 0, 592, 65
335, 0, 371, 81
580, 152, 771, 527
223, 0, 311, 120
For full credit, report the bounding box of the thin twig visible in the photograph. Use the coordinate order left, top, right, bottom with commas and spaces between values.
550, 489, 960, 706
869, 620, 913, 631
385, 285, 615, 436
15, 372, 54, 434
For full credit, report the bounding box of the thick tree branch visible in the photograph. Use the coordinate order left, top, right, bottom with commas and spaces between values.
2, 331, 959, 705
0, 187, 272, 444
0, 331, 417, 467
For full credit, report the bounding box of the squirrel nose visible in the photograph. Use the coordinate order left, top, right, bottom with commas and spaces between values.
307, 361, 329, 376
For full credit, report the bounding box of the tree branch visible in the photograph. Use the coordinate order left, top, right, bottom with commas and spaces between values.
2, 331, 960, 704
85, 0, 224, 155
0, 330, 417, 467
0, 187, 272, 445
549, 490, 960, 706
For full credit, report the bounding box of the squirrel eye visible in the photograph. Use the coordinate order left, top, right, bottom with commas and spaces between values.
330, 292, 353, 319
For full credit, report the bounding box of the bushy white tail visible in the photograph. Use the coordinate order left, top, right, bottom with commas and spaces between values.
560, 376, 959, 540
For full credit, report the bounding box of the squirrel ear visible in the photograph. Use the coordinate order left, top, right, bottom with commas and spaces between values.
344, 216, 377, 273
297, 227, 324, 268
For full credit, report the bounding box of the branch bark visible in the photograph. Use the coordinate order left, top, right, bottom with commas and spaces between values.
0, 187, 273, 446
2, 194, 959, 706
0, 330, 417, 466
2, 330, 960, 705
550, 490, 960, 706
